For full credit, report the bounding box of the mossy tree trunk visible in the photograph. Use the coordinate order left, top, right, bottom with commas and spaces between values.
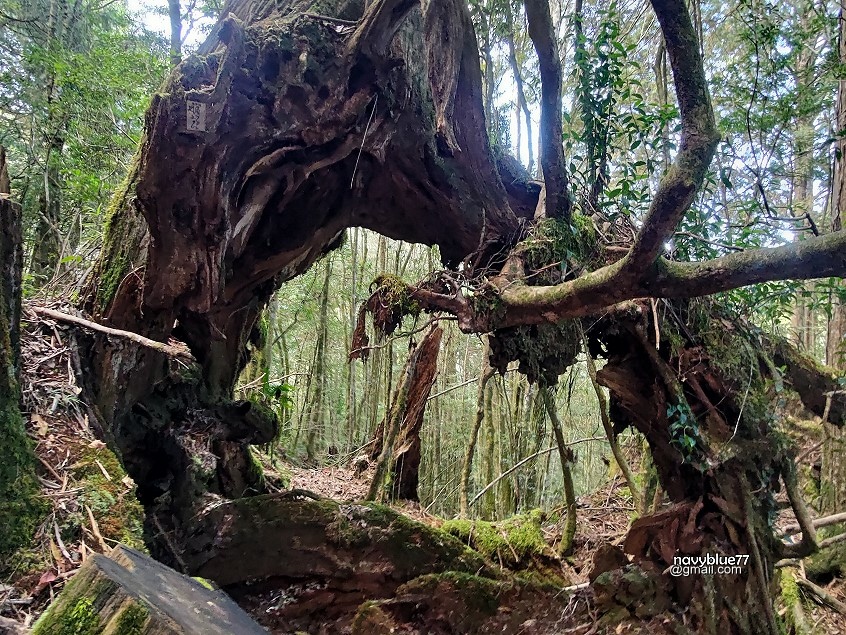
588, 302, 846, 634
75, 0, 529, 555
0, 195, 43, 564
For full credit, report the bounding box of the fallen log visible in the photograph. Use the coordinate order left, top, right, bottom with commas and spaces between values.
32, 544, 265, 634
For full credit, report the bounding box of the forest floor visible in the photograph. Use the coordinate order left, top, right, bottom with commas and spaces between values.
4, 309, 846, 633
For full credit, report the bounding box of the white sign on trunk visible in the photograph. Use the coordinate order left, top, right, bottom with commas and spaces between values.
186, 100, 207, 132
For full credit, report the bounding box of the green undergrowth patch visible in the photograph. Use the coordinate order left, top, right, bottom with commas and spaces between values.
441, 509, 554, 570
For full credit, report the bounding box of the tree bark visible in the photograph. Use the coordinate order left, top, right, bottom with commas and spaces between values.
367, 324, 442, 501
0, 195, 42, 562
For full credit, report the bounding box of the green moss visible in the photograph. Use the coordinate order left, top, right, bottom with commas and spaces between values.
95, 158, 142, 310
0, 401, 48, 568
488, 321, 581, 385
351, 600, 394, 635
71, 444, 145, 550
519, 214, 599, 279
39, 597, 101, 635
112, 602, 149, 635
192, 576, 216, 590
441, 510, 549, 567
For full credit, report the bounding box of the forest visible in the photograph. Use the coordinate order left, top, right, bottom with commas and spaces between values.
2, 0, 846, 633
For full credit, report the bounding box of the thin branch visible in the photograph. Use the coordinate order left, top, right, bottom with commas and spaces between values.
31, 306, 194, 361
796, 577, 846, 616
469, 435, 605, 507
780, 511, 846, 537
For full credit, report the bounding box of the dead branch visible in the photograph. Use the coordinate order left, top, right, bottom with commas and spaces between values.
781, 511, 846, 537
796, 576, 846, 616
779, 459, 818, 558
30, 306, 194, 361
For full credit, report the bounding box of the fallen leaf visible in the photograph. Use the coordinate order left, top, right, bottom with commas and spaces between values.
88, 440, 106, 450
38, 571, 57, 586
31, 414, 48, 437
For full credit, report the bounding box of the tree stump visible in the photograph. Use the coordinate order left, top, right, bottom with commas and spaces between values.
32, 545, 266, 634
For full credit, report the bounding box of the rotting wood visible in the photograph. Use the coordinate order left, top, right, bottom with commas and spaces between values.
32, 544, 265, 634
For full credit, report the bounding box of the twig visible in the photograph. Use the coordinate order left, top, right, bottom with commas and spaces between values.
796, 577, 846, 616
469, 436, 605, 507
31, 306, 193, 360
85, 505, 108, 552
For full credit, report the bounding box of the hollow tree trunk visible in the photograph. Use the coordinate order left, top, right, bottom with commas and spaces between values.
75, 0, 531, 555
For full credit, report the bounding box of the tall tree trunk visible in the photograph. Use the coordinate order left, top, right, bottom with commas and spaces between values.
0, 190, 42, 562
540, 386, 577, 555
168, 0, 182, 66
525, 0, 570, 220
817, 0, 846, 578
305, 259, 332, 461
459, 338, 494, 516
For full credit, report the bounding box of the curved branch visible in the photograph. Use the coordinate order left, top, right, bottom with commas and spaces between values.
623, 0, 720, 272
409, 230, 846, 331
